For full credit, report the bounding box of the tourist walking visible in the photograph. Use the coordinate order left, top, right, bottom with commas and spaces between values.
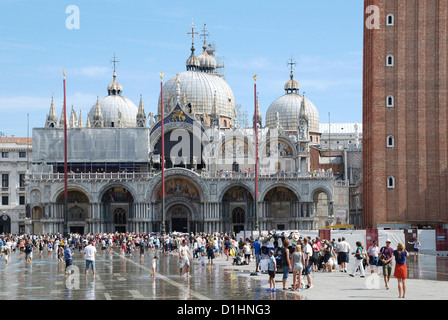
150, 256, 158, 277
206, 242, 215, 266
349, 241, 366, 278
179, 239, 192, 276
253, 237, 261, 274
303, 237, 313, 290
267, 250, 276, 292
3, 238, 11, 264
24, 240, 34, 263
379, 239, 394, 290
408, 238, 421, 258
394, 242, 408, 298
337, 237, 350, 273
224, 237, 231, 261
58, 244, 64, 262
64, 244, 74, 278
243, 241, 252, 265
84, 241, 97, 280
367, 241, 380, 274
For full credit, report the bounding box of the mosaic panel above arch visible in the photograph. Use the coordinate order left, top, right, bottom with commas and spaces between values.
265, 141, 294, 157
101, 187, 134, 203
57, 190, 89, 204
156, 178, 201, 202
222, 186, 254, 202
264, 186, 299, 202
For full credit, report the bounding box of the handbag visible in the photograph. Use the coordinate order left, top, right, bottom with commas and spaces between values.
378, 248, 386, 266
355, 247, 363, 260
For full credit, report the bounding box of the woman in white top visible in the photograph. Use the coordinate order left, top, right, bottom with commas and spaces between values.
243, 242, 252, 264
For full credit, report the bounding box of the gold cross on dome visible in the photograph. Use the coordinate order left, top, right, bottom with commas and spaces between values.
200, 23, 210, 48
110, 52, 120, 73
287, 56, 296, 74
186, 20, 199, 46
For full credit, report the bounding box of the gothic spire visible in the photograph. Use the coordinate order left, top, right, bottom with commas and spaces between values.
136, 94, 147, 127
45, 94, 59, 128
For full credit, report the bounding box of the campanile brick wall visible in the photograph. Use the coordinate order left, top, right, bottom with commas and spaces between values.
363, 0, 448, 228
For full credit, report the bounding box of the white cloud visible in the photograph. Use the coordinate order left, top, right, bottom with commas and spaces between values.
72, 66, 109, 78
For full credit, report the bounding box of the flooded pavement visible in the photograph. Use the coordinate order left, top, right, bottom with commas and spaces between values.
0, 249, 447, 300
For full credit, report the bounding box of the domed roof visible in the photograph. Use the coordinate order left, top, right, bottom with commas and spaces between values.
88, 95, 138, 128
197, 46, 217, 73
88, 73, 138, 128
158, 71, 235, 119
266, 93, 319, 134
186, 46, 200, 71
284, 79, 299, 92
107, 72, 123, 95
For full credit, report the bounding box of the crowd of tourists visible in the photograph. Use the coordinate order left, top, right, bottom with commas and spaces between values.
0, 231, 418, 298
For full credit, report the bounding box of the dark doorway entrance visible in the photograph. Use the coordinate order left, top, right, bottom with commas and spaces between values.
115, 226, 126, 233
172, 218, 188, 233
0, 215, 11, 234
233, 224, 245, 233
70, 226, 84, 234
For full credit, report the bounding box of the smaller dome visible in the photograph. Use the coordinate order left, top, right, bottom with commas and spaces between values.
284, 79, 299, 92
186, 47, 200, 71
88, 95, 138, 128
198, 45, 217, 72
284, 72, 299, 93
107, 72, 123, 95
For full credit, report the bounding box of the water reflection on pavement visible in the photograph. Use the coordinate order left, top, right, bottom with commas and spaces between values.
0, 249, 446, 300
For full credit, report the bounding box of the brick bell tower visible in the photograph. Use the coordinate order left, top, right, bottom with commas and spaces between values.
363, 0, 448, 228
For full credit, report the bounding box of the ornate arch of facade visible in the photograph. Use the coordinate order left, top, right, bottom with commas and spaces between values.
216, 131, 256, 159
146, 168, 210, 203
165, 197, 197, 219
311, 186, 333, 203
98, 184, 136, 203
218, 182, 254, 203
260, 182, 301, 202
261, 136, 297, 158
52, 184, 92, 203
149, 119, 208, 152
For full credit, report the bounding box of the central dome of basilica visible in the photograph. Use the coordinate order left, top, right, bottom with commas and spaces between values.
158, 42, 235, 122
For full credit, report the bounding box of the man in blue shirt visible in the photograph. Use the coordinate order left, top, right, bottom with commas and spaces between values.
253, 238, 261, 275
64, 244, 74, 278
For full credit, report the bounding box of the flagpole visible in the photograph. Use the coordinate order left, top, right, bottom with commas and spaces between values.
63, 70, 69, 238
254, 75, 259, 232
160, 72, 166, 235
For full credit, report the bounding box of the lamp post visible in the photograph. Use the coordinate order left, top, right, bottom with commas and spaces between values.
254, 75, 259, 232
160, 72, 166, 235
63, 70, 69, 239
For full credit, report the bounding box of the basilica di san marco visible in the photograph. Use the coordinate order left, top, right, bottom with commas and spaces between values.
25, 25, 349, 236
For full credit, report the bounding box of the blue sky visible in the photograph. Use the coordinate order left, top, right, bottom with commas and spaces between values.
0, 0, 364, 137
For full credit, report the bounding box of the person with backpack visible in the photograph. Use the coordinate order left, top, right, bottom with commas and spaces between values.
24, 240, 34, 263
64, 244, 74, 278
206, 242, 215, 266
378, 239, 395, 290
